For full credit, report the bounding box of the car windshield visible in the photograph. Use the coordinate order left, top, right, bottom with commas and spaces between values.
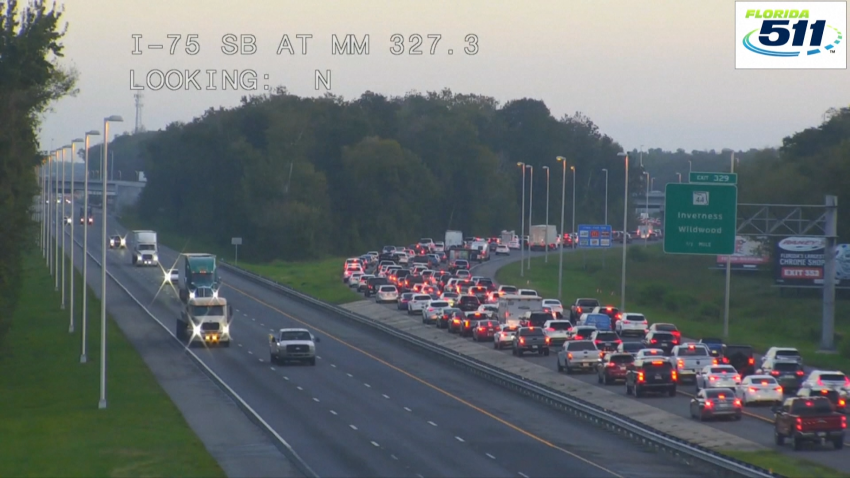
192, 273, 216, 287
578, 299, 599, 307
678, 347, 708, 356
751, 377, 777, 385
192, 305, 224, 316
596, 332, 618, 340
710, 367, 736, 374
501, 287, 518, 293
705, 389, 735, 398
776, 350, 801, 358
379, 286, 396, 292
430, 302, 449, 308
444, 308, 462, 315
569, 342, 596, 351
610, 355, 634, 364
576, 328, 596, 335
414, 295, 431, 301
443, 293, 458, 298
548, 321, 571, 330
139, 244, 156, 251
543, 300, 561, 306
773, 362, 800, 372
401, 293, 413, 299
653, 332, 674, 340
624, 314, 646, 321
819, 374, 846, 382
655, 324, 677, 331
622, 342, 644, 352
280, 331, 312, 341
792, 399, 834, 415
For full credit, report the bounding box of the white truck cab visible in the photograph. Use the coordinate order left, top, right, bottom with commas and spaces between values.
269, 328, 319, 365
177, 296, 232, 346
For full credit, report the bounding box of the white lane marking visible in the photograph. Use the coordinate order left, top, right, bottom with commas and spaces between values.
404, 407, 412, 412
427, 421, 437, 427
283, 376, 289, 381
346, 373, 353, 377
371, 441, 380, 447
316, 356, 321, 359
518, 473, 529, 478
486, 453, 496, 459
269, 328, 274, 332
235, 309, 240, 312
331, 364, 337, 368
248, 350, 254, 355
416, 474, 424, 478
270, 367, 276, 371
258, 358, 264, 362
312, 397, 320, 402
243, 313, 248, 317
455, 436, 464, 442
260, 323, 265, 326
382, 394, 390, 399
238, 343, 243, 347
364, 383, 371, 388
349, 424, 358, 430
296, 386, 303, 391
391, 454, 399, 460
330, 410, 337, 415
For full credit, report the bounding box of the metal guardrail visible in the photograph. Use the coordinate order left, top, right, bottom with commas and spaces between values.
70, 236, 317, 478
218, 260, 783, 478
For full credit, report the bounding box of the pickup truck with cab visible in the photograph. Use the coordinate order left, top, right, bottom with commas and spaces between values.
557, 340, 600, 374
671, 343, 715, 383
773, 397, 846, 450
512, 327, 550, 356
269, 328, 320, 365
570, 298, 600, 323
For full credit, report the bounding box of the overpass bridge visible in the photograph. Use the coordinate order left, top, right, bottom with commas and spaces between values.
43, 176, 145, 211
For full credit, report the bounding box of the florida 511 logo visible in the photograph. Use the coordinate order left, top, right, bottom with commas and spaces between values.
736, 2, 846, 69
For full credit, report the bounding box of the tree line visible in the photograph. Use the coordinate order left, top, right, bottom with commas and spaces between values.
0, 1, 76, 335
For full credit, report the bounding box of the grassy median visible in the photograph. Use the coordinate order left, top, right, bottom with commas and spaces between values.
723, 450, 850, 478
496, 244, 850, 373
0, 251, 225, 477
120, 213, 360, 304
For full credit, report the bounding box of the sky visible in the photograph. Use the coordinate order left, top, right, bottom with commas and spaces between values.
39, 0, 849, 156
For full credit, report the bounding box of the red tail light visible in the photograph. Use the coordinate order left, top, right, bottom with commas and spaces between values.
545, 337, 551, 344
671, 370, 678, 381
478, 326, 485, 331
567, 352, 573, 359
843, 416, 847, 429
637, 372, 645, 382
607, 362, 617, 367
796, 417, 803, 431
546, 327, 555, 332
845, 376, 850, 387
651, 339, 657, 343
771, 370, 780, 376
734, 399, 742, 406
519, 337, 525, 344
576, 307, 582, 314
748, 357, 755, 365
796, 370, 805, 376
705, 400, 713, 408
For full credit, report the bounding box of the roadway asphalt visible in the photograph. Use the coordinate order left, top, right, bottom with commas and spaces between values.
77, 217, 709, 478
359, 247, 849, 470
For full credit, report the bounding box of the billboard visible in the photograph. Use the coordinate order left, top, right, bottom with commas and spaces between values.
716, 235, 770, 270
773, 236, 850, 287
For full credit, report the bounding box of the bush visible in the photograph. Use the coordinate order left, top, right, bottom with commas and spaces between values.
638, 283, 667, 305
629, 247, 649, 262
664, 292, 695, 312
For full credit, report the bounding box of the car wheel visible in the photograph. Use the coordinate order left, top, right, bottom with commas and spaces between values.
793, 434, 803, 451
565, 364, 572, 374
774, 431, 785, 446
835, 439, 844, 450
626, 384, 632, 395
668, 387, 677, 397
494, 341, 499, 349
221, 341, 230, 348
543, 349, 550, 357
517, 349, 523, 357
635, 386, 643, 398
557, 360, 564, 372
597, 373, 603, 384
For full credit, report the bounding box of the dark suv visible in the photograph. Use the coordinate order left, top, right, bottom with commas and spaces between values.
626, 359, 677, 397
457, 295, 481, 312
365, 277, 389, 297
723, 345, 755, 377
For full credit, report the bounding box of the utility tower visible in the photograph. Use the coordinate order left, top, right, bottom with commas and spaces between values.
134, 92, 145, 133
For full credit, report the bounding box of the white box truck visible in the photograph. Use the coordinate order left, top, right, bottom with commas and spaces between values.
445, 230, 463, 249
529, 225, 558, 251
500, 230, 515, 244
497, 295, 544, 327
131, 230, 159, 266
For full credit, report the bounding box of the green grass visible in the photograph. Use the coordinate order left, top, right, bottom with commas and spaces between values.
120, 213, 360, 305
722, 450, 850, 478
0, 250, 225, 477
496, 244, 850, 372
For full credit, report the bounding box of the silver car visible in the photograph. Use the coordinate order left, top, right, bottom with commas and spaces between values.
422, 300, 450, 324
557, 340, 601, 374
376, 285, 399, 303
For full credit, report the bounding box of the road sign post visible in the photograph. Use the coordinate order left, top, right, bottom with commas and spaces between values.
663, 183, 737, 255
231, 237, 242, 265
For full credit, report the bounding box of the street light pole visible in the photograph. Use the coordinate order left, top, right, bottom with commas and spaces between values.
602, 169, 609, 226
688, 160, 692, 180
518, 162, 525, 277
543, 166, 550, 263
644, 171, 649, 247
54, 150, 60, 291
618, 152, 629, 311
62, 146, 70, 310
676, 172, 682, 183
81, 130, 99, 364
100, 115, 123, 410
42, 158, 47, 259
571, 166, 576, 238
527, 165, 533, 270
723, 153, 735, 339
556, 157, 567, 299
47, 153, 53, 271
69, 139, 83, 334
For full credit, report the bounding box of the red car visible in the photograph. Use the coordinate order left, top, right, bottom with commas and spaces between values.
597, 353, 635, 384
472, 320, 500, 342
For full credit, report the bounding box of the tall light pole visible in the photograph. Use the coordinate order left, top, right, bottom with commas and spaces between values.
61, 145, 72, 310
68, 139, 83, 333
571, 166, 576, 238
42, 157, 48, 259
723, 153, 735, 339
100, 115, 123, 410
527, 165, 533, 270
517, 162, 526, 277
688, 160, 693, 180
602, 169, 609, 226
54, 149, 61, 290
81, 130, 99, 363
542, 166, 550, 263
47, 152, 53, 272
643, 171, 650, 247
556, 156, 567, 299
618, 152, 629, 311
639, 145, 644, 168
676, 172, 682, 183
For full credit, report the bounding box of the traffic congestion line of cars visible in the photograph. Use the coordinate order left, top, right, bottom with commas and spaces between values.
340, 239, 849, 451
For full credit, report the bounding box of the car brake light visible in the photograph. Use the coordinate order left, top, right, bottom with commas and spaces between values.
671, 370, 677, 381
796, 370, 805, 376
749, 387, 757, 392
651, 339, 657, 343
546, 327, 555, 332
677, 359, 684, 368
712, 358, 718, 365
734, 399, 742, 406
845, 376, 850, 387
478, 326, 485, 331
637, 372, 644, 382
821, 389, 829, 395
567, 352, 573, 359
748, 357, 755, 365
840, 399, 846, 407
607, 362, 617, 367
709, 376, 716, 381
818, 378, 823, 386
519, 337, 525, 344
771, 370, 780, 376
775, 386, 783, 392
843, 416, 847, 429
796, 417, 803, 431
734, 374, 741, 382
545, 337, 551, 344
606, 307, 612, 311
705, 400, 713, 408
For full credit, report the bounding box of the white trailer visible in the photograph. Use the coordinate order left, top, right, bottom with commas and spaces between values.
500, 230, 515, 244
131, 230, 159, 266
497, 295, 544, 327
529, 225, 558, 251
445, 230, 463, 249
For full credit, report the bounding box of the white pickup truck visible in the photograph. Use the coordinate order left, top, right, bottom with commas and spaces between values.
671, 343, 715, 383
269, 328, 320, 365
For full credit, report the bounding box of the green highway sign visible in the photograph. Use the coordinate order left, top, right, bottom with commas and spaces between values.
663, 183, 737, 255
689, 172, 737, 185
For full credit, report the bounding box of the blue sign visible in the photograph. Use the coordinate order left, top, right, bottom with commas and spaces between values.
577, 225, 613, 248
